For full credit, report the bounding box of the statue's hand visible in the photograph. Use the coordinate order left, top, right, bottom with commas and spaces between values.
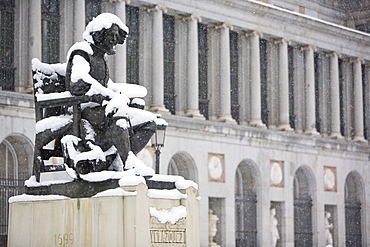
90, 94, 110, 104
104, 94, 130, 117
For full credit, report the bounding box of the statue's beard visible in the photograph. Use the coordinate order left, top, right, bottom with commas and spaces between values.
106, 46, 116, 55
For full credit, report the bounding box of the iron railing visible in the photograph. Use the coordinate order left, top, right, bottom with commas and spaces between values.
0, 177, 26, 246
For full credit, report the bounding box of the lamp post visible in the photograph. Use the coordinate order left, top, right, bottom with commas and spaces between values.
151, 116, 168, 174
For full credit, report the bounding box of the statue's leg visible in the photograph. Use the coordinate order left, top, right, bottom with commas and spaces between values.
99, 117, 131, 164
130, 121, 156, 154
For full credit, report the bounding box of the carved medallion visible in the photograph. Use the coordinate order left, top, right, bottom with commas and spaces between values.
324, 166, 336, 191
208, 153, 224, 182
270, 160, 284, 187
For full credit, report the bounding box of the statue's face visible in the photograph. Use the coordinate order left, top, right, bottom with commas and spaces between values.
94, 25, 127, 55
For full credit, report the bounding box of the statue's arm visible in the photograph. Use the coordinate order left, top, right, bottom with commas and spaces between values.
67, 51, 114, 100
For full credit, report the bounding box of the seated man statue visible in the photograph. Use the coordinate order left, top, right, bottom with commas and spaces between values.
64, 13, 156, 174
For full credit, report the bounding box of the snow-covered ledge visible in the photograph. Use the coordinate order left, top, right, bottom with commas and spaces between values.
7, 174, 200, 247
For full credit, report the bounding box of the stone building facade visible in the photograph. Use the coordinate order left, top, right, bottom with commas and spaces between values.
1, 0, 370, 246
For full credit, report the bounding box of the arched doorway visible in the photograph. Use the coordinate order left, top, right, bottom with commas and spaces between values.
234, 160, 259, 246
345, 171, 363, 246
0, 134, 33, 245
167, 151, 198, 183
293, 166, 314, 247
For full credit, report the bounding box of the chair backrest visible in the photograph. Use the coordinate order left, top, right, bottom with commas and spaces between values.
32, 58, 68, 120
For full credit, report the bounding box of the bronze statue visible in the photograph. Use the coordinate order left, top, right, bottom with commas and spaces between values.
33, 13, 156, 179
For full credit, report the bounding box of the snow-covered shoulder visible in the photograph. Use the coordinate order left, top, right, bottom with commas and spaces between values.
66, 41, 93, 60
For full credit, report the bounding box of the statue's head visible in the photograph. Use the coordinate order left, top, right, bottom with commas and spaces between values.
83, 13, 129, 55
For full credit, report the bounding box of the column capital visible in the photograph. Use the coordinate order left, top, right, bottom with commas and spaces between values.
240, 30, 263, 38
140, 4, 167, 13
176, 14, 202, 22
211, 22, 233, 30
347, 57, 365, 63
296, 44, 317, 52
323, 51, 342, 58
268, 38, 291, 45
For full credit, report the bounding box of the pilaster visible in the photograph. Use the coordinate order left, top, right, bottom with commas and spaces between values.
327, 51, 343, 139
273, 38, 293, 131
242, 31, 265, 128
300, 45, 319, 135
352, 57, 366, 142
73, 0, 85, 43
214, 22, 236, 124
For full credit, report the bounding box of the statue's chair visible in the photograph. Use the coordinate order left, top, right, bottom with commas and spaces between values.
32, 58, 146, 182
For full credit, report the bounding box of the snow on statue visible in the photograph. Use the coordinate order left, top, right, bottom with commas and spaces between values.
33, 13, 157, 180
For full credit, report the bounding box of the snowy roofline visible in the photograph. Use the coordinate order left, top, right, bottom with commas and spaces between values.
248, 0, 370, 37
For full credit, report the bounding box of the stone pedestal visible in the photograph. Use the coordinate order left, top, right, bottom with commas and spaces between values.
8, 175, 200, 247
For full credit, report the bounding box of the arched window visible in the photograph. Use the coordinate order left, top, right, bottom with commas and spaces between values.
0, 139, 17, 179
0, 135, 33, 245
235, 161, 259, 246
167, 152, 198, 183
345, 171, 363, 246
293, 166, 314, 247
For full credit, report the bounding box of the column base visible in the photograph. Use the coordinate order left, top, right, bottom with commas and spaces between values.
353, 135, 367, 143
249, 119, 266, 128
304, 128, 320, 135
149, 105, 170, 115
217, 115, 237, 124
329, 132, 343, 140
185, 109, 206, 120
277, 123, 293, 131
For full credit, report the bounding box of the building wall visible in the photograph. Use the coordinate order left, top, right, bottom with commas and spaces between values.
1, 0, 370, 246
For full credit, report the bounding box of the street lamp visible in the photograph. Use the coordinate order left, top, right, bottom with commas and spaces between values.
151, 116, 168, 174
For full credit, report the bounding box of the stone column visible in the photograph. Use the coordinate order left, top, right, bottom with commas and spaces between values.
29, 0, 42, 60
217, 23, 236, 124
184, 15, 204, 119
302, 45, 318, 135
276, 39, 292, 131
352, 58, 366, 142
28, 0, 42, 93
148, 5, 169, 113
74, 0, 85, 42
247, 31, 265, 127
364, 64, 370, 141
114, 1, 127, 83
328, 52, 342, 139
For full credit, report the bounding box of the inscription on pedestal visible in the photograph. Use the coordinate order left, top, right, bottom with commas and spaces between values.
53, 233, 74, 246
150, 217, 186, 247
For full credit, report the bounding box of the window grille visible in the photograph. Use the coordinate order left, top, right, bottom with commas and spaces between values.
230, 31, 239, 123
85, 0, 101, 25
260, 39, 268, 126
293, 171, 313, 247
126, 5, 139, 85
198, 23, 208, 119
41, 0, 60, 64
345, 173, 362, 247
163, 14, 175, 114
0, 0, 15, 91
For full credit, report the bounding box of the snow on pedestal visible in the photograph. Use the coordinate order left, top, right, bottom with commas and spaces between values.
8, 173, 200, 247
